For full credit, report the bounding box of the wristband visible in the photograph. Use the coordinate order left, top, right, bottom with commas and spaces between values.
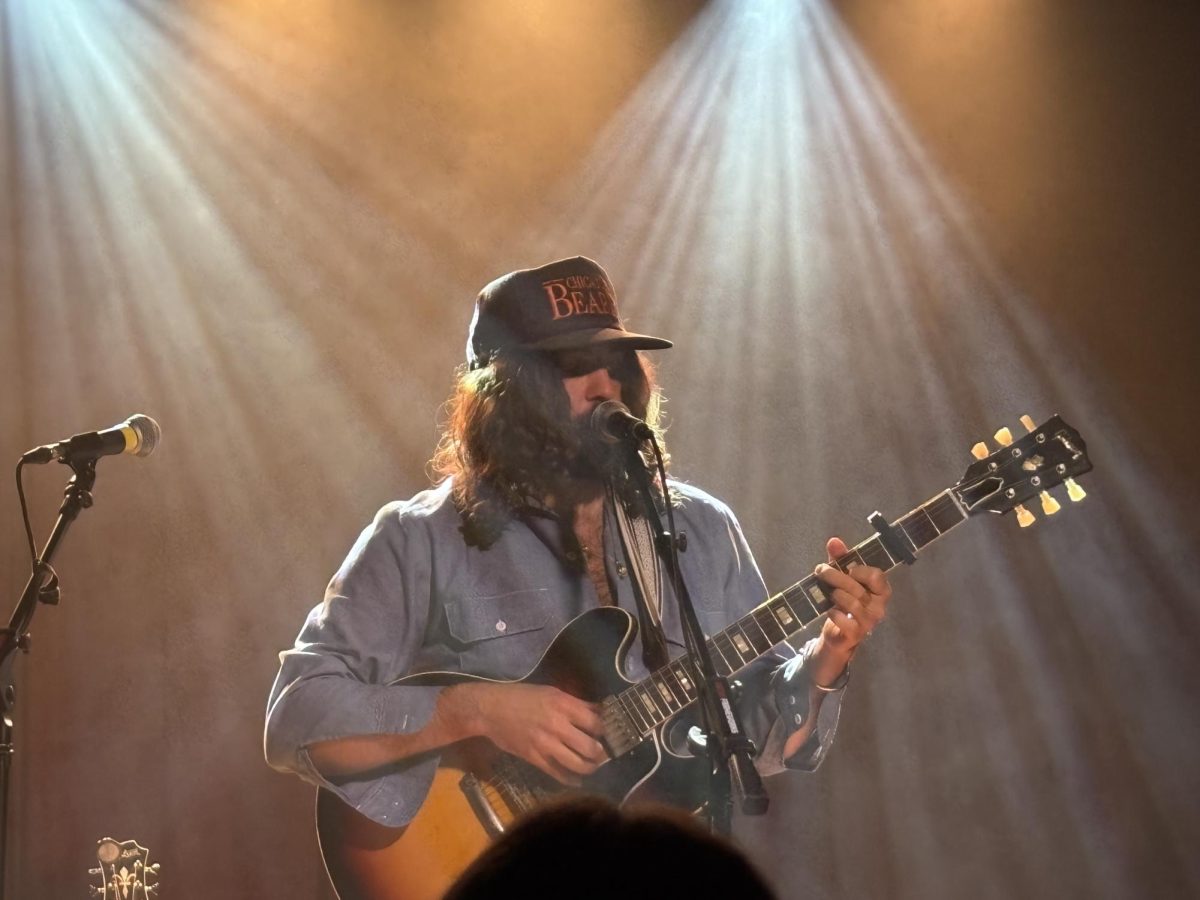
813, 665, 850, 693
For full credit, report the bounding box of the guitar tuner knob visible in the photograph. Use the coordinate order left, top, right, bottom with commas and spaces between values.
1040, 492, 1061, 515
1019, 414, 1036, 432
970, 442, 989, 460
1014, 504, 1035, 527
993, 427, 1014, 447
1066, 477, 1087, 502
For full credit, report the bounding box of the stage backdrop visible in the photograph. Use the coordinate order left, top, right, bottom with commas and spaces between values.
2, 1, 1197, 897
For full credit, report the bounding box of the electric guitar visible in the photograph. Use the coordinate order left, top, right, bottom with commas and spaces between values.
316, 415, 1093, 900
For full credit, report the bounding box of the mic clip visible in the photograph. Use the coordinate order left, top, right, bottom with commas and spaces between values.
20, 446, 56, 466
655, 531, 687, 554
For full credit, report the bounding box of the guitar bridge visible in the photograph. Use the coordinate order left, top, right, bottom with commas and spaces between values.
458, 755, 546, 839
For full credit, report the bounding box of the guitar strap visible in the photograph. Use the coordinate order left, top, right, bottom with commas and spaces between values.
609, 483, 670, 670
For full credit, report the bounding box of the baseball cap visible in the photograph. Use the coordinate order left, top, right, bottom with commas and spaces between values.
466, 256, 672, 369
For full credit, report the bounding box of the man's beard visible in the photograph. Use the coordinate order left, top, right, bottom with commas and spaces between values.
560, 416, 630, 486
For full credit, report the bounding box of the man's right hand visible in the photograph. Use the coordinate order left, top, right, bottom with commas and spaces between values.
446, 682, 608, 785
307, 681, 608, 785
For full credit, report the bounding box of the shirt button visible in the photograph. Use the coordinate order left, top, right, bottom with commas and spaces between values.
616, 563, 628, 578
495, 620, 507, 633
793, 713, 804, 725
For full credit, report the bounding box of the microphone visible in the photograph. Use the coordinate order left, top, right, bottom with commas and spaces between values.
21, 414, 161, 465
591, 400, 654, 444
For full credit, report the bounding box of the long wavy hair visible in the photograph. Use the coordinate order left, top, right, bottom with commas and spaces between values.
431, 348, 668, 546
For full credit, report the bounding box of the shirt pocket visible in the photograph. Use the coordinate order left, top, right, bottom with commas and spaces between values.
444, 588, 555, 681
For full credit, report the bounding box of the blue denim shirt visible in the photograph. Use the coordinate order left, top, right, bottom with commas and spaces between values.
264, 479, 845, 826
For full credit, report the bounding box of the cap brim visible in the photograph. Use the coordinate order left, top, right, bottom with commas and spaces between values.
525, 327, 672, 353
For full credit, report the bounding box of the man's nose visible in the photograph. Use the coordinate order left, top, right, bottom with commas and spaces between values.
585, 367, 622, 403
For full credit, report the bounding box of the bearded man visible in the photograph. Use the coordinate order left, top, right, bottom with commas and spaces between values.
264, 257, 892, 895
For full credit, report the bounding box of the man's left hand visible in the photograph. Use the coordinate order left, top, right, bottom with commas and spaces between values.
810, 536, 892, 685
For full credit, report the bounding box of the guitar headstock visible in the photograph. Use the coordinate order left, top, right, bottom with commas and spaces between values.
88, 837, 160, 899
955, 414, 1092, 523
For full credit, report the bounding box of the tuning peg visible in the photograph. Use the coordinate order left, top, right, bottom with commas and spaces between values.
970, 441, 989, 460
1014, 503, 1035, 527
1039, 492, 1061, 515
994, 426, 1014, 446
1019, 414, 1036, 432
1065, 477, 1086, 502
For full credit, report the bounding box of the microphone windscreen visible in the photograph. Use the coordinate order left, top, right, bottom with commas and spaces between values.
127, 414, 161, 458
590, 400, 629, 444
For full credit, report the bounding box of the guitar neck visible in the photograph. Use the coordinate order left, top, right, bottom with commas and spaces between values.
614, 488, 969, 735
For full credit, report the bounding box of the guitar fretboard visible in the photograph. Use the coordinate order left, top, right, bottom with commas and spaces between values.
613, 490, 967, 737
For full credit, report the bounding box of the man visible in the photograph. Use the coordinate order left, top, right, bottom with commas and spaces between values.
264, 256, 891, 851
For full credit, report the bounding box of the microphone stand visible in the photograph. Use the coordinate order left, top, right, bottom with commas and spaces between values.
620, 440, 768, 836
0, 457, 98, 900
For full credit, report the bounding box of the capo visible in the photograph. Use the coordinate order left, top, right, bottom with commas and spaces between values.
867, 511, 915, 565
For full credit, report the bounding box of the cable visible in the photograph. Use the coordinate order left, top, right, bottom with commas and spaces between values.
14, 461, 36, 566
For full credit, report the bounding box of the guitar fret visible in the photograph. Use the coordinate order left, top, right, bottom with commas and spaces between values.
858, 537, 894, 571
728, 625, 754, 660
710, 634, 739, 674
767, 596, 800, 635
725, 632, 747, 671
900, 509, 939, 549
652, 674, 680, 712
628, 696, 648, 734
783, 582, 820, 620
709, 636, 737, 677
636, 684, 665, 724
926, 492, 966, 533
901, 519, 922, 552
620, 690, 649, 735
672, 659, 697, 700
782, 589, 817, 626
660, 668, 689, 706
741, 612, 774, 654
837, 549, 866, 572
755, 604, 789, 645
800, 575, 833, 614
914, 505, 943, 541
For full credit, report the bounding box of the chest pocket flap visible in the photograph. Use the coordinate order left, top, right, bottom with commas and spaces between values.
445, 589, 551, 645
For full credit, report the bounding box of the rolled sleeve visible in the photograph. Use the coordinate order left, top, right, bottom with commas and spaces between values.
265, 669, 447, 824
264, 499, 447, 825
760, 637, 847, 774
